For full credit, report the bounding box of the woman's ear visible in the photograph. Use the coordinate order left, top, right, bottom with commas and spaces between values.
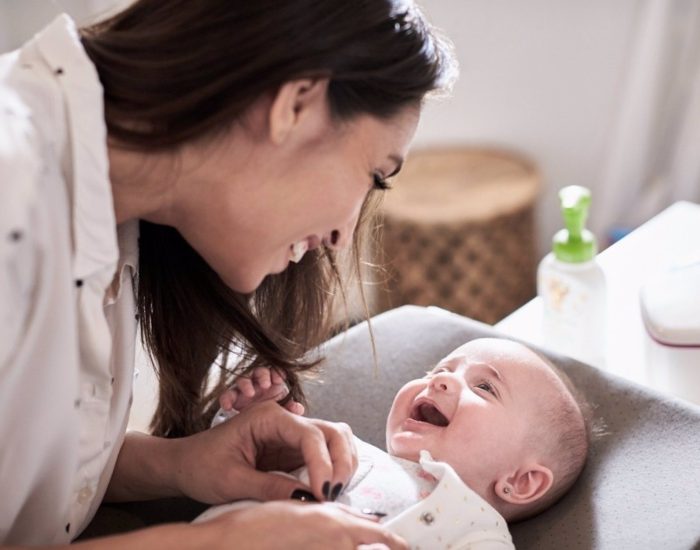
268, 78, 329, 145
495, 463, 554, 506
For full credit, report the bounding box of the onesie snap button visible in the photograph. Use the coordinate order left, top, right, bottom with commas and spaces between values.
420, 512, 435, 525
77, 485, 93, 504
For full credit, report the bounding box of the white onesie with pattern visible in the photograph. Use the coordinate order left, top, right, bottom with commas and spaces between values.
196, 437, 514, 550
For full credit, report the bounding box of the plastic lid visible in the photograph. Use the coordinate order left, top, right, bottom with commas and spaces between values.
640, 260, 700, 346
552, 186, 598, 263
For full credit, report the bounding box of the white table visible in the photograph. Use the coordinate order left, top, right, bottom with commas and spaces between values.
495, 200, 700, 406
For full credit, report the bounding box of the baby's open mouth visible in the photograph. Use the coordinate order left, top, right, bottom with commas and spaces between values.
410, 401, 449, 427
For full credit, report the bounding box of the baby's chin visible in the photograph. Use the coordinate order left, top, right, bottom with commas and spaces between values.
387, 433, 424, 463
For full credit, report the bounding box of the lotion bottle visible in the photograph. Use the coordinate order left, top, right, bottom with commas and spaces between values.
537, 186, 606, 366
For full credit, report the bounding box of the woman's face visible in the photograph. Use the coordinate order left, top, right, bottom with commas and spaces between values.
173, 87, 420, 293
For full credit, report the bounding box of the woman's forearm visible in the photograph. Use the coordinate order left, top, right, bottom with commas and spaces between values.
76, 523, 215, 550
104, 432, 186, 502
1, 523, 215, 550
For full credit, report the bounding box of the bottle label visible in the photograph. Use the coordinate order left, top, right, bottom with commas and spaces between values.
541, 272, 590, 318
539, 268, 605, 365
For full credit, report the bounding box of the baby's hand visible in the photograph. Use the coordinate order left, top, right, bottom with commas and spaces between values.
219, 366, 305, 415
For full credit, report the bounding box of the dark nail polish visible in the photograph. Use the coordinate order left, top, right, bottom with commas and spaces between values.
290, 489, 318, 502
361, 508, 387, 518
330, 482, 343, 501
322, 481, 331, 500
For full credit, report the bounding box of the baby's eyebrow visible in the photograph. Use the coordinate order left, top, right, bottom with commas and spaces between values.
471, 362, 510, 396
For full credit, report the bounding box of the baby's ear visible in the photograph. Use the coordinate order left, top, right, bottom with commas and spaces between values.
495, 463, 553, 505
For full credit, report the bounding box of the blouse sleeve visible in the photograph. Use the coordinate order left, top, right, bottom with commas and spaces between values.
0, 85, 41, 371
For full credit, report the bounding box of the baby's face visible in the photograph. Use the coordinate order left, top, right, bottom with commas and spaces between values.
386, 338, 566, 491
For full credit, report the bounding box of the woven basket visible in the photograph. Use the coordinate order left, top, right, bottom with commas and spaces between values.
376, 147, 541, 324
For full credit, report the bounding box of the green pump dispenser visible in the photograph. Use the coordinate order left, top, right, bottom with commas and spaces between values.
552, 185, 597, 263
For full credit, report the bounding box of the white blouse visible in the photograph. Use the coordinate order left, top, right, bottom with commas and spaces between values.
0, 14, 138, 545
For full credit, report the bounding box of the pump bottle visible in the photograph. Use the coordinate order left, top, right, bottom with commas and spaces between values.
537, 186, 606, 366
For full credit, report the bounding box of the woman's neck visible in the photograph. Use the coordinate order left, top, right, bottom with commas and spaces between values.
107, 144, 180, 226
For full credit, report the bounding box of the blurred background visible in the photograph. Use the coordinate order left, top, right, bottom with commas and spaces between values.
4, 0, 698, 430
2, 0, 699, 325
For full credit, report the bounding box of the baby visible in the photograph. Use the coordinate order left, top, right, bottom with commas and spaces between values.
201, 338, 590, 549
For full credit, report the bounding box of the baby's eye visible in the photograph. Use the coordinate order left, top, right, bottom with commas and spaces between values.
424, 366, 446, 378
475, 381, 497, 397
432, 366, 450, 375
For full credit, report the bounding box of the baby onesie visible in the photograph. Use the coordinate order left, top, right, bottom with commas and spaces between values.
196, 438, 514, 549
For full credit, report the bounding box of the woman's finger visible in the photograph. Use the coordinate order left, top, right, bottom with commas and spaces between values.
341, 516, 408, 550
315, 421, 357, 500
228, 402, 334, 502
296, 423, 335, 502
326, 502, 384, 523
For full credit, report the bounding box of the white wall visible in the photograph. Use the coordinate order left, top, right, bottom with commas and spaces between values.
414, 0, 643, 254
0, 0, 125, 51
2, 0, 696, 256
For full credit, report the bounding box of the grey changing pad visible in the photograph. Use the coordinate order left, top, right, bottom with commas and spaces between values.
303, 305, 700, 550
80, 305, 700, 549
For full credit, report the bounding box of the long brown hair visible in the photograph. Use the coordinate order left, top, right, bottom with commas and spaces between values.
81, 0, 456, 436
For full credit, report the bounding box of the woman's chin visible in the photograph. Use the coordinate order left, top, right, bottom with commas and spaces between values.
220, 270, 266, 295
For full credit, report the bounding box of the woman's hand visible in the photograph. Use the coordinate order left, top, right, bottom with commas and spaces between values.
64, 502, 407, 550
174, 400, 357, 504
200, 501, 408, 550
219, 367, 304, 415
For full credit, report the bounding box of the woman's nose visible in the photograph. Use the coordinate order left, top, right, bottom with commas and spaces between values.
324, 220, 356, 251
324, 230, 342, 249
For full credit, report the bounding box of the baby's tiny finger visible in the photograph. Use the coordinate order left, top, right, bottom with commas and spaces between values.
285, 401, 305, 416
236, 377, 256, 397
271, 369, 285, 385
219, 388, 238, 411
252, 366, 272, 390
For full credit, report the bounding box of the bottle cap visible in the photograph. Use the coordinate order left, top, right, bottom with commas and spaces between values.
552, 185, 597, 263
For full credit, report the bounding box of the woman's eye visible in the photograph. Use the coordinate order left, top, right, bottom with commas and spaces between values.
475, 381, 497, 397
373, 173, 392, 191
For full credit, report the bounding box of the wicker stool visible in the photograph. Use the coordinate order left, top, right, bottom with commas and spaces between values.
377, 147, 540, 324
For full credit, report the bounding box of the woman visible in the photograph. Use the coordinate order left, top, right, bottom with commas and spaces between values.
0, 0, 455, 548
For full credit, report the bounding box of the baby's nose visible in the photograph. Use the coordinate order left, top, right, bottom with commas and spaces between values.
429, 372, 458, 393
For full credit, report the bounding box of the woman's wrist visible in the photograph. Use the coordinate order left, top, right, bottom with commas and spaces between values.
105, 432, 187, 502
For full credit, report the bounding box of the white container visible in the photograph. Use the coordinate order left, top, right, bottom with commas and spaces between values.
537, 186, 607, 366
640, 261, 700, 404
538, 253, 607, 366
